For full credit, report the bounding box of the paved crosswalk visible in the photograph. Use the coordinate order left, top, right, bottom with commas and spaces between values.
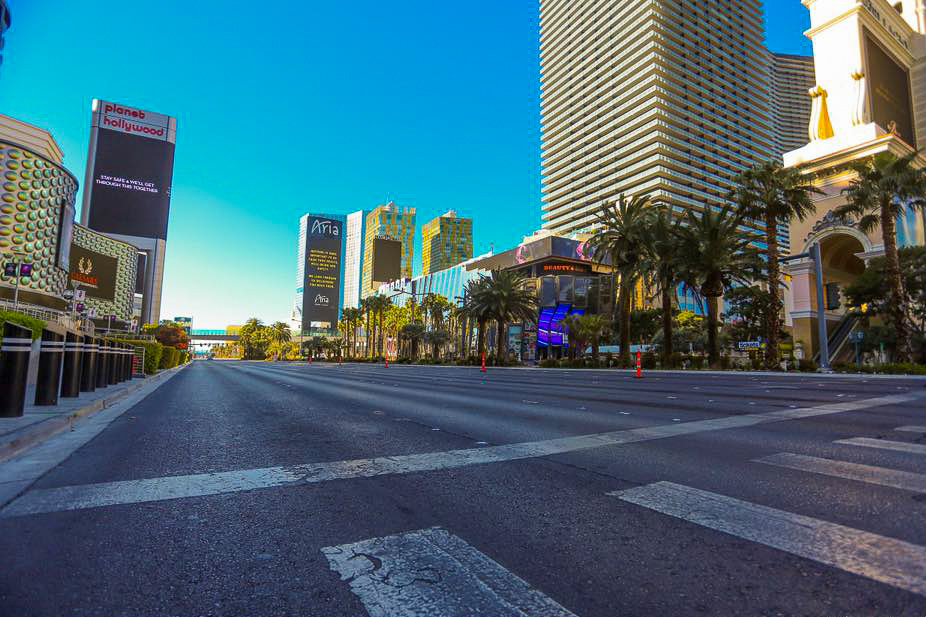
836, 437, 926, 455
319, 423, 926, 614
754, 452, 926, 493
323, 527, 579, 617
610, 481, 926, 596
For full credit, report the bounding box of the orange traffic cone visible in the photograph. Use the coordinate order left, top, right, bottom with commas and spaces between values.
635, 351, 643, 379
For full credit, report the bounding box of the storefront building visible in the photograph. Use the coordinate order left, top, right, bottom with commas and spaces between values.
467, 232, 615, 359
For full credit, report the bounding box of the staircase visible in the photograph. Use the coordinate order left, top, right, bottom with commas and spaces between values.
814, 313, 858, 364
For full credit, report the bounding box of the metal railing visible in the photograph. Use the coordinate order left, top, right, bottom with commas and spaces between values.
0, 299, 95, 334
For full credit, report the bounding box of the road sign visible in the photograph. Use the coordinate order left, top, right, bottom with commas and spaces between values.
849, 330, 865, 343
737, 341, 765, 350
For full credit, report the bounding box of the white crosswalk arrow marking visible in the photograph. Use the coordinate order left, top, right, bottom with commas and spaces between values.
322, 527, 578, 616
610, 481, 926, 596
755, 452, 926, 493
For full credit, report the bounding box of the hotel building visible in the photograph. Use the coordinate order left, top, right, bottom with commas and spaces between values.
539, 0, 779, 244
343, 209, 368, 309
770, 53, 816, 158
421, 210, 473, 275
360, 202, 415, 299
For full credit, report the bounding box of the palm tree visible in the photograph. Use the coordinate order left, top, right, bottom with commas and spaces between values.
561, 315, 587, 360
676, 205, 760, 368
587, 194, 656, 365
367, 295, 392, 359
642, 206, 684, 367
268, 321, 291, 361
340, 308, 361, 359
479, 269, 538, 363
834, 151, 926, 362
306, 336, 327, 360
732, 160, 821, 369
462, 277, 492, 358
360, 297, 377, 358
383, 304, 410, 359
579, 314, 610, 362
423, 329, 451, 361
400, 322, 426, 359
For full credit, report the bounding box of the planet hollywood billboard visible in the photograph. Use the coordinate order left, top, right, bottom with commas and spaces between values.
83, 100, 177, 241
302, 216, 344, 330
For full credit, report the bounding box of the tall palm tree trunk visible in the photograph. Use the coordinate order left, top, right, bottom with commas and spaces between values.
661, 284, 674, 366
706, 295, 721, 368
477, 319, 486, 357
764, 214, 782, 370
379, 310, 385, 358
496, 321, 507, 363
881, 206, 912, 362
618, 276, 633, 365
366, 311, 372, 359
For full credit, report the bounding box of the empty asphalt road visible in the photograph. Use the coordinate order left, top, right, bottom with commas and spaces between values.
1, 361, 925, 616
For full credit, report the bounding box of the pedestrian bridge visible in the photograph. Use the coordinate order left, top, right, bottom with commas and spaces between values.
189, 329, 239, 342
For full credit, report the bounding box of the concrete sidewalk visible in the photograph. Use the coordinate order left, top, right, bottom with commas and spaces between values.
0, 365, 187, 464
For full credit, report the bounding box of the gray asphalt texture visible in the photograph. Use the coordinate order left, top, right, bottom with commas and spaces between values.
1, 361, 925, 616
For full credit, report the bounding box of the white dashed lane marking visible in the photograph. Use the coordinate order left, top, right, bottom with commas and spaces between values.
896, 425, 926, 434
322, 527, 578, 617
836, 438, 926, 456
1, 393, 918, 518
754, 452, 926, 494
611, 481, 926, 596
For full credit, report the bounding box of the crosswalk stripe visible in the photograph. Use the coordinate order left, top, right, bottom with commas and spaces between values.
754, 452, 926, 493
322, 527, 578, 617
836, 437, 926, 455
1, 392, 919, 518
610, 481, 926, 596
896, 426, 926, 434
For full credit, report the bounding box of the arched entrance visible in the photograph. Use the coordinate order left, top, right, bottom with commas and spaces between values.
786, 227, 874, 360
817, 232, 867, 314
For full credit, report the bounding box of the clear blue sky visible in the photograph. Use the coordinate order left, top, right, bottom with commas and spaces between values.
0, 1, 812, 329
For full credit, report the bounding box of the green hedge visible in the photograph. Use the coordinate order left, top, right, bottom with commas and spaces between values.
0, 310, 46, 340
122, 339, 163, 374
159, 346, 180, 370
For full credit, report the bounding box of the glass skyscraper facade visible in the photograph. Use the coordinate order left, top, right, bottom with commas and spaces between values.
343, 209, 368, 309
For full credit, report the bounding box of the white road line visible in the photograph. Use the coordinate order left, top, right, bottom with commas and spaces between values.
610, 481, 926, 596
896, 426, 926, 433
836, 437, 926, 455
1, 392, 919, 518
322, 527, 578, 617
755, 452, 926, 493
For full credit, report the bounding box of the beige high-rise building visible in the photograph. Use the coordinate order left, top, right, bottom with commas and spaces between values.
421, 210, 473, 275
540, 0, 777, 242
360, 202, 416, 299
771, 53, 816, 158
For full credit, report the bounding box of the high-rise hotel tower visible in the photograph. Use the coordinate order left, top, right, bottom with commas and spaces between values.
540, 0, 776, 238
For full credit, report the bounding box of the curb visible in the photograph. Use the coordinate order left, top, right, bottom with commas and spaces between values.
0, 364, 188, 464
